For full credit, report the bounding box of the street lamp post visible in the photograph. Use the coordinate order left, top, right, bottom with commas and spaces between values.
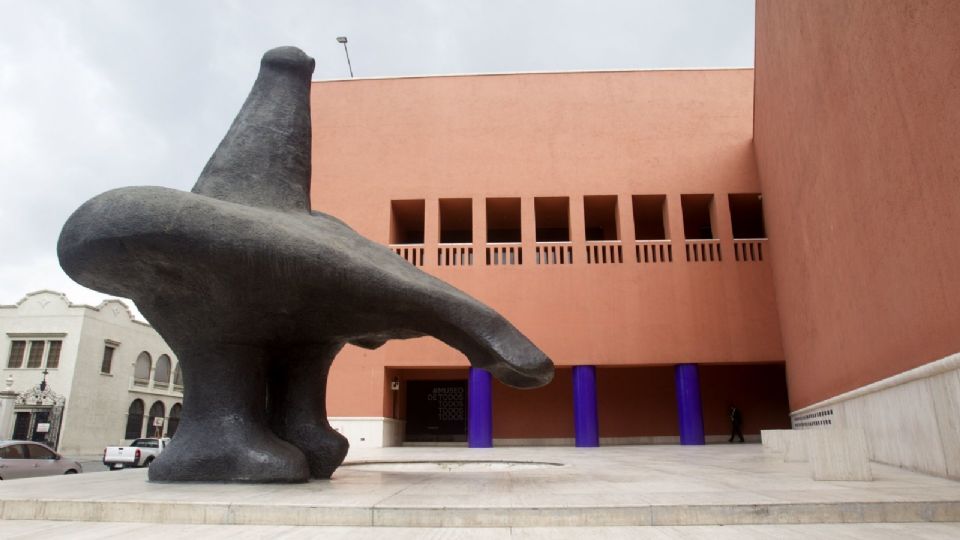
336, 36, 354, 78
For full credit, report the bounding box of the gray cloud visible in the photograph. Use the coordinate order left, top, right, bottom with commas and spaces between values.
0, 0, 753, 314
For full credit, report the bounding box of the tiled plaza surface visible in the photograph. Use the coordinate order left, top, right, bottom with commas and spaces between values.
0, 444, 958, 532
3, 521, 960, 539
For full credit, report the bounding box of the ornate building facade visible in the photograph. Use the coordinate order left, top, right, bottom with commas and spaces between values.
0, 291, 182, 455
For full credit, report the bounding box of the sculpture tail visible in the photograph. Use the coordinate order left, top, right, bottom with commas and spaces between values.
192, 46, 315, 212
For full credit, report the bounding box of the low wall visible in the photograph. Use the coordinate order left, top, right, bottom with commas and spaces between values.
790, 352, 960, 479
329, 417, 405, 448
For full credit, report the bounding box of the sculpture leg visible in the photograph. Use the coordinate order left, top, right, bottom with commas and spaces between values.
268, 342, 349, 479
149, 343, 310, 483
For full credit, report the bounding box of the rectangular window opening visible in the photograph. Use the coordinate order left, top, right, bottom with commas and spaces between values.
45, 340, 62, 369
728, 193, 766, 239
632, 195, 668, 240
583, 195, 620, 241
26, 340, 45, 368
439, 198, 473, 243
389, 200, 425, 244
101, 345, 115, 374
485, 198, 521, 243
7, 340, 26, 369
681, 194, 716, 240
534, 197, 570, 242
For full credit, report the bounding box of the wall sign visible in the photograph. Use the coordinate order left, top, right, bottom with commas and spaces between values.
404, 380, 467, 442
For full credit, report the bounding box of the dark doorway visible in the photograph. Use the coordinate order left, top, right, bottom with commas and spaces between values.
168, 403, 182, 437
632, 194, 668, 240
583, 195, 619, 240
404, 380, 467, 442
125, 399, 144, 440
390, 199, 426, 244
439, 198, 473, 243
12, 412, 31, 440
148, 401, 165, 438
486, 197, 521, 242
534, 197, 571, 242
681, 194, 716, 239
728, 193, 766, 238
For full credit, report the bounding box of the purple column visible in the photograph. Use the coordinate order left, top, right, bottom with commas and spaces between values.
468, 367, 492, 448
572, 365, 599, 447
674, 363, 705, 445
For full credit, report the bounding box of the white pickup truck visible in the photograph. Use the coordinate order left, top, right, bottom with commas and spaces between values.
103, 438, 170, 469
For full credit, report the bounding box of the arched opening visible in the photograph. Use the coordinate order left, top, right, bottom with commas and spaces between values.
168, 403, 182, 437
173, 363, 183, 389
134, 352, 152, 385
154, 354, 171, 386
147, 400, 165, 438
125, 399, 145, 440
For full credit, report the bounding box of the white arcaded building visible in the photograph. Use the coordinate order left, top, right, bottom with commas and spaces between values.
0, 291, 182, 456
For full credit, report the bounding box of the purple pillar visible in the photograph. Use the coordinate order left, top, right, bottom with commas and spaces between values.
674, 363, 705, 445
572, 365, 599, 447
468, 367, 492, 448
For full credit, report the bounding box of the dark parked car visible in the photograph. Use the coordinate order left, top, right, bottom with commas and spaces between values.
0, 440, 83, 480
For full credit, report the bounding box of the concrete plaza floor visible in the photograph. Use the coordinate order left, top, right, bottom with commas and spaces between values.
1, 444, 959, 536
3, 521, 960, 539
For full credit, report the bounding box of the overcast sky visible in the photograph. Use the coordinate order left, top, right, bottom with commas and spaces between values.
0, 0, 754, 318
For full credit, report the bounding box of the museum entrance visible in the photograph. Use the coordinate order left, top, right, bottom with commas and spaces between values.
389, 368, 469, 444
404, 380, 467, 442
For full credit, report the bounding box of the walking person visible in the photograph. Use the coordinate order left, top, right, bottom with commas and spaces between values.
728, 406, 744, 443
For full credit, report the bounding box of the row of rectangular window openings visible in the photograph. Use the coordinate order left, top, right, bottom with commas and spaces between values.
389, 194, 765, 244
6, 340, 61, 370
7, 341, 183, 386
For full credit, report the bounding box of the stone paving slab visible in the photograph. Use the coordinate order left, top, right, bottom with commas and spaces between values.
3, 521, 960, 539
0, 445, 958, 527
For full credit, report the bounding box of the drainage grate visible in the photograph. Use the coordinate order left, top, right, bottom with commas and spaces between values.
792, 408, 834, 429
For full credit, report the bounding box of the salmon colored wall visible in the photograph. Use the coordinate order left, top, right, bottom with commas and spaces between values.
315, 69, 785, 417
754, 1, 960, 409
493, 368, 574, 439
699, 364, 791, 435
597, 364, 790, 438
331, 362, 790, 439
326, 352, 386, 417
598, 366, 678, 437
